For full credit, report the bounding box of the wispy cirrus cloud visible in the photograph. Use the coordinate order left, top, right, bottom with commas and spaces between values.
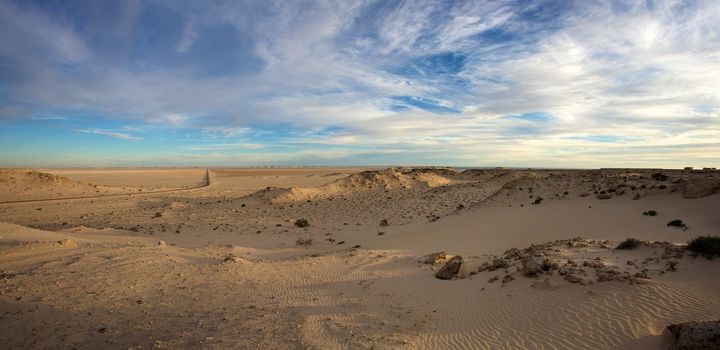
0, 0, 718, 167
77, 129, 143, 141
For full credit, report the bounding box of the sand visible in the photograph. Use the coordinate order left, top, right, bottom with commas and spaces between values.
1, 167, 719, 349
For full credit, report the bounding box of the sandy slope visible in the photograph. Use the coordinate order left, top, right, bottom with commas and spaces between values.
1, 167, 719, 349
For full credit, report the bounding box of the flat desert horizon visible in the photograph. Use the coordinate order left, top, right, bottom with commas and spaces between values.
1, 166, 719, 349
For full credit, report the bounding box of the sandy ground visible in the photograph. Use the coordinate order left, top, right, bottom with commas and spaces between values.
1, 167, 719, 349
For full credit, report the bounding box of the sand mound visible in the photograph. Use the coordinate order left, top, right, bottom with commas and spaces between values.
0, 169, 110, 201
328, 168, 412, 190
247, 186, 332, 203
0, 170, 92, 188
246, 168, 457, 203
323, 168, 456, 191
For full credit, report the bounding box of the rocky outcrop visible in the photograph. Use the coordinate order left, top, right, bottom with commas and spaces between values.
435, 256, 463, 280
667, 320, 720, 349
680, 179, 720, 199
521, 255, 544, 276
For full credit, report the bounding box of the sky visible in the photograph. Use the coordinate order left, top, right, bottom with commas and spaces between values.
0, 0, 719, 168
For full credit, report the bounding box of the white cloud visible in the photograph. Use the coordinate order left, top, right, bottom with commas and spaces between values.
0, 2, 91, 64
176, 20, 197, 53
201, 127, 252, 138
147, 113, 190, 126
186, 143, 263, 151
77, 129, 143, 141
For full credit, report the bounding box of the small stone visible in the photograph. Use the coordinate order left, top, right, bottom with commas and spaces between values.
224, 255, 243, 263
420, 252, 447, 264
57, 239, 76, 246
488, 258, 509, 271
435, 256, 463, 280
503, 248, 521, 260
634, 270, 649, 279
564, 274, 582, 284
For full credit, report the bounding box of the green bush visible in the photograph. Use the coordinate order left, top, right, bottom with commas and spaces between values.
688, 236, 720, 258
294, 218, 310, 227
667, 219, 686, 229
642, 210, 657, 216
616, 238, 642, 250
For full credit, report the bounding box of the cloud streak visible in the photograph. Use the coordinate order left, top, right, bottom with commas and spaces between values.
77, 129, 143, 141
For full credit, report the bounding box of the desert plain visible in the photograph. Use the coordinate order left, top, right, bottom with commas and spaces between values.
1, 167, 719, 349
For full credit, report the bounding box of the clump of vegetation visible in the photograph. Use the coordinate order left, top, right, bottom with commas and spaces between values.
687, 236, 720, 259
380, 219, 389, 227
294, 218, 310, 228
667, 219, 687, 229
295, 237, 313, 246
153, 212, 163, 218
616, 238, 642, 250
642, 210, 657, 216
532, 196, 543, 205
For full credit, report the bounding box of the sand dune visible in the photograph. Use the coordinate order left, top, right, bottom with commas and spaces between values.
1, 167, 719, 349
256, 168, 458, 204
0, 169, 121, 201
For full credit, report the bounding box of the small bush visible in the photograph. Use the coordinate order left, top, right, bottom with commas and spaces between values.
616, 238, 642, 250
532, 197, 543, 205
153, 212, 163, 218
294, 218, 310, 227
651, 173, 668, 181
380, 219, 389, 227
687, 236, 720, 258
295, 237, 313, 246
643, 210, 657, 216
667, 219, 686, 229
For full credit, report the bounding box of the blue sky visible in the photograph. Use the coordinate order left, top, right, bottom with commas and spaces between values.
0, 0, 718, 167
